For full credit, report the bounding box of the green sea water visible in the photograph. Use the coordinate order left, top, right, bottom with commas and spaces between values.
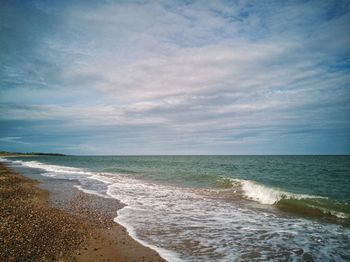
7, 155, 350, 220
10, 155, 349, 198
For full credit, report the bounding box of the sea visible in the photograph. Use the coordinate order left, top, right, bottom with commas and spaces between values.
1, 155, 349, 261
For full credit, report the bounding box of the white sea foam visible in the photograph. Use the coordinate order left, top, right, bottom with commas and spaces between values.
227, 178, 349, 219
73, 185, 111, 199
90, 173, 116, 184
230, 178, 324, 205
15, 160, 92, 175
115, 212, 183, 262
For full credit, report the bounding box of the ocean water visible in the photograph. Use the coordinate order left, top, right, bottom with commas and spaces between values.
1, 155, 349, 261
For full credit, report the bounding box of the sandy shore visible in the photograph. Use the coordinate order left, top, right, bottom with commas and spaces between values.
0, 163, 165, 261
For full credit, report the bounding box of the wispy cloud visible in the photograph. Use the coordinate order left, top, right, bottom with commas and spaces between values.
0, 136, 31, 145
0, 0, 349, 154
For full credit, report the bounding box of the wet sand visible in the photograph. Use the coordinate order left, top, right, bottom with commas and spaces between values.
0, 163, 165, 261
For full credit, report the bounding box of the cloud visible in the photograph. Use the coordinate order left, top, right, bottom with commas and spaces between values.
0, 0, 349, 154
0, 136, 31, 145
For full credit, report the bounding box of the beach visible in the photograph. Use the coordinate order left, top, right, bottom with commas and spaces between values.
0, 162, 165, 261
1, 155, 349, 261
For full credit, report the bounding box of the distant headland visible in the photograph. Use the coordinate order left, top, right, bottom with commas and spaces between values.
0, 151, 66, 157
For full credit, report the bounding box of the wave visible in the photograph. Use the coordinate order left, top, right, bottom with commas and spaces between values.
73, 185, 111, 199
11, 160, 92, 175
275, 198, 350, 221
220, 178, 350, 221
230, 178, 323, 204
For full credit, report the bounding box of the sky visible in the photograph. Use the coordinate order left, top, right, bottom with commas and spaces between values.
0, 0, 349, 155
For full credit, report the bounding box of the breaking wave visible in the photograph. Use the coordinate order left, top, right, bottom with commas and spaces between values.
220, 178, 350, 221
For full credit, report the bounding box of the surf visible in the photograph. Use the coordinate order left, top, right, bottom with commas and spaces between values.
222, 178, 350, 223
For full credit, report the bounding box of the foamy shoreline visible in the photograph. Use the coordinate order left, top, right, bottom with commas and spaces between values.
0, 162, 165, 261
